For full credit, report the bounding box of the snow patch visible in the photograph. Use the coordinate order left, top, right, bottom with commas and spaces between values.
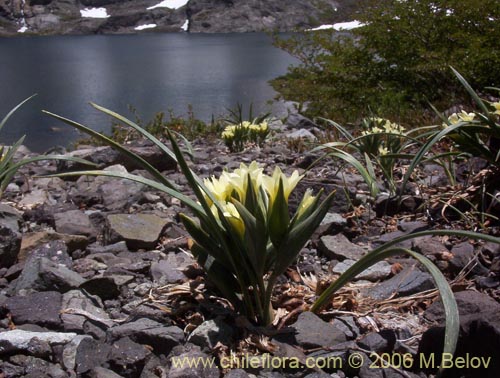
80, 7, 110, 19
135, 24, 157, 30
181, 19, 189, 31
307, 20, 365, 32
18, 25, 28, 33
148, 0, 189, 10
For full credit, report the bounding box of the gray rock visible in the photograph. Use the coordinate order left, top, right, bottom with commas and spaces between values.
21, 240, 73, 268
108, 337, 151, 377
0, 203, 22, 232
318, 234, 367, 261
14, 256, 85, 294
187, 318, 234, 351
73, 337, 111, 374
363, 267, 434, 300
140, 354, 169, 378
150, 252, 195, 284
105, 213, 170, 250
332, 259, 392, 281
90, 366, 126, 378
285, 128, 317, 141
54, 210, 96, 238
0, 224, 21, 268
285, 113, 317, 129
73, 165, 146, 209
61, 290, 111, 333
107, 318, 184, 353
224, 369, 252, 378
0, 329, 78, 355
317, 212, 348, 235
61, 335, 94, 371
87, 241, 129, 255
19, 231, 88, 260
419, 291, 500, 378
291, 312, 348, 348
80, 276, 121, 300
412, 236, 448, 258
357, 330, 396, 354
449, 241, 475, 273
7, 355, 68, 378
5, 291, 62, 328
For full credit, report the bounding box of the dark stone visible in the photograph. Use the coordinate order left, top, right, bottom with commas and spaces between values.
54, 210, 96, 238
150, 252, 195, 284
449, 242, 475, 273
90, 366, 126, 378
291, 312, 348, 348
61, 290, 111, 333
187, 318, 234, 351
14, 257, 85, 294
357, 330, 396, 354
0, 225, 21, 268
7, 355, 68, 378
107, 318, 184, 354
418, 290, 500, 378
21, 240, 73, 268
5, 291, 62, 328
80, 276, 121, 300
104, 213, 169, 250
74, 338, 110, 374
318, 233, 366, 261
362, 267, 434, 300
108, 337, 151, 377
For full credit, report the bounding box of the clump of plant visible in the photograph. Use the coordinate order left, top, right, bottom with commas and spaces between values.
221, 120, 269, 152
221, 103, 271, 152
314, 116, 431, 197
403, 68, 500, 217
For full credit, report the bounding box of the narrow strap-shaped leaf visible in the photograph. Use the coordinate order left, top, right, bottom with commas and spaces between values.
310, 247, 459, 373
1, 154, 95, 181
90, 103, 179, 163
42, 110, 178, 190
44, 170, 205, 214
0, 94, 36, 131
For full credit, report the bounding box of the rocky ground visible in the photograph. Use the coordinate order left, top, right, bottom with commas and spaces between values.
0, 109, 499, 378
0, 0, 366, 36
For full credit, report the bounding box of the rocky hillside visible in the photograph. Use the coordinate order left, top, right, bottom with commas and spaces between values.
0, 0, 364, 36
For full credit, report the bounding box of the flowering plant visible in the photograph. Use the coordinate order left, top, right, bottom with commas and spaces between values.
181, 161, 334, 325
44, 104, 334, 325
222, 120, 269, 152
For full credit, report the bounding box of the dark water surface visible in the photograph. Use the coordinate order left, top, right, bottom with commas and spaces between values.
0, 32, 297, 152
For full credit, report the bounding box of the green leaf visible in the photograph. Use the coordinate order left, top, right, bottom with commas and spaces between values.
0, 95, 36, 132
42, 110, 178, 190
268, 178, 290, 249
273, 190, 335, 277
310, 247, 459, 366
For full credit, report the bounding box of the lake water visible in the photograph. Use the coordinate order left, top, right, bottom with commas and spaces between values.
0, 33, 298, 152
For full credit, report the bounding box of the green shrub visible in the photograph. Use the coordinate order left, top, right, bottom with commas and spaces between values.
272, 0, 500, 123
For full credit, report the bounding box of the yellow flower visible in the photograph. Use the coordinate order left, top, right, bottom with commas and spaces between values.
492, 102, 500, 115
262, 166, 303, 206
223, 161, 263, 200
458, 110, 475, 122
296, 189, 316, 218
204, 174, 232, 202
211, 202, 245, 238
447, 113, 460, 125
378, 146, 389, 155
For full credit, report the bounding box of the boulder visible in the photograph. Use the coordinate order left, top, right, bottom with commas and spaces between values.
105, 213, 170, 250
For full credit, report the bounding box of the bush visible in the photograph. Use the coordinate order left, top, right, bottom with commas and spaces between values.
272, 0, 500, 123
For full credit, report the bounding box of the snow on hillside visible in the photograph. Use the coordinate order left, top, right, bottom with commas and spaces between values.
147, 0, 189, 10
80, 8, 110, 18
